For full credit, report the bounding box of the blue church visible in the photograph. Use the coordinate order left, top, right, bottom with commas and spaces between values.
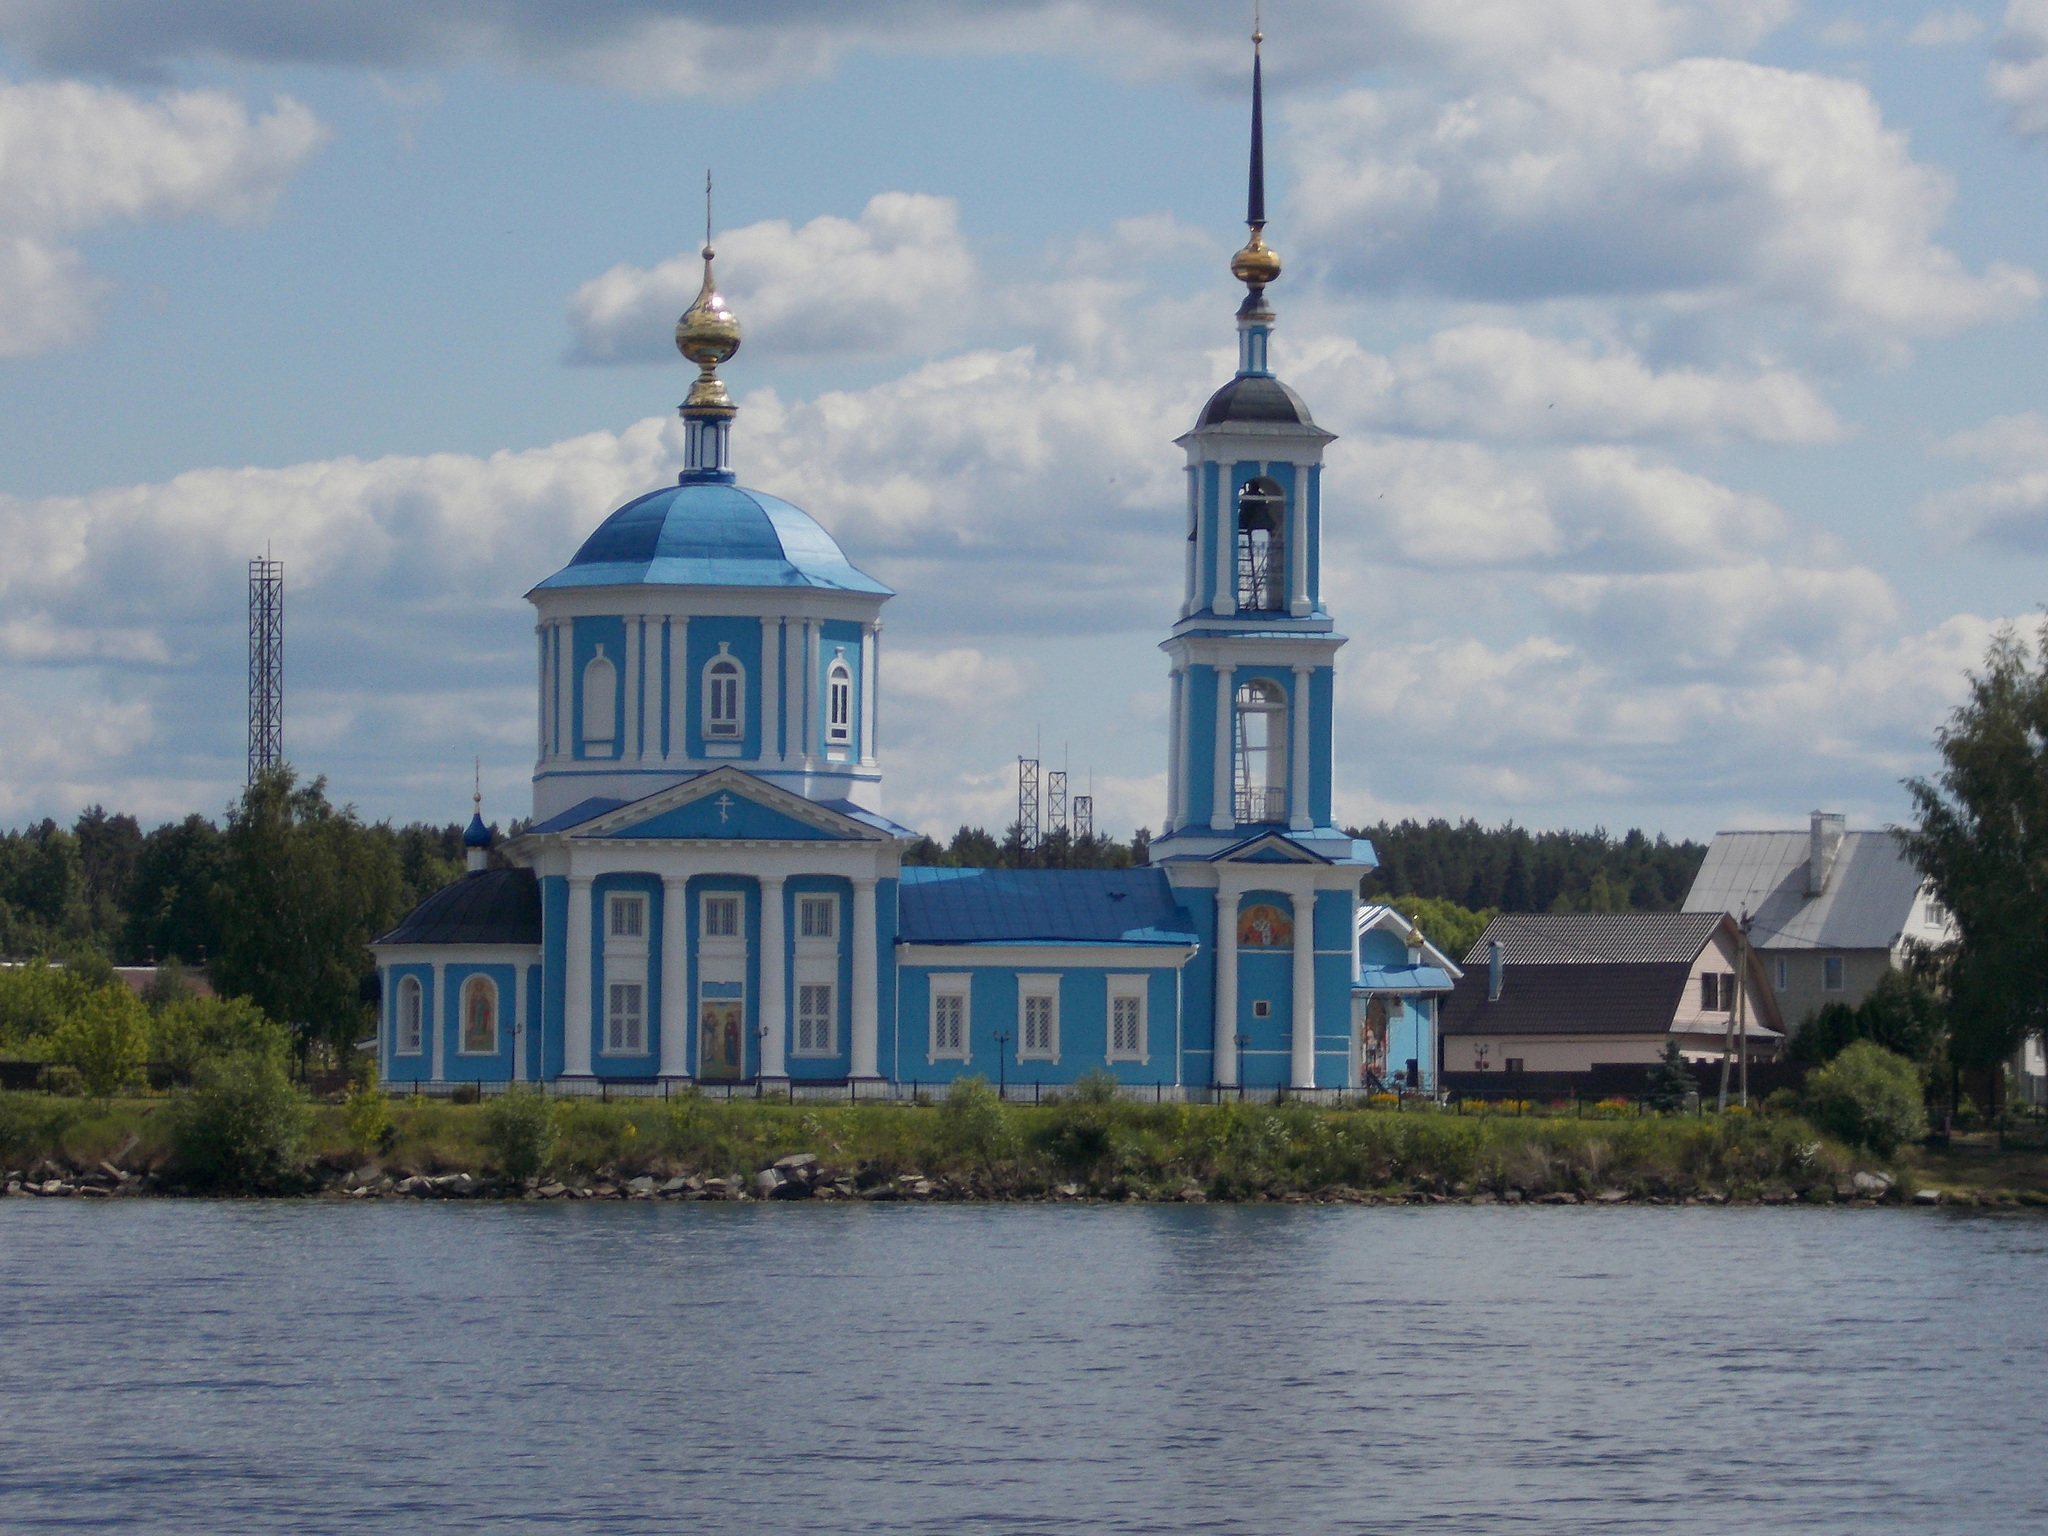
373, 43, 1389, 1097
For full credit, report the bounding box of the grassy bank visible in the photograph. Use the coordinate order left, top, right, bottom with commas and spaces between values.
0, 1088, 1989, 1204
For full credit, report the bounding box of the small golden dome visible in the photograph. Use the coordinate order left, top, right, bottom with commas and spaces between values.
1231, 227, 1282, 289
675, 245, 741, 371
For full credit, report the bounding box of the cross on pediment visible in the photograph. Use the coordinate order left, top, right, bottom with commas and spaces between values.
715, 792, 735, 824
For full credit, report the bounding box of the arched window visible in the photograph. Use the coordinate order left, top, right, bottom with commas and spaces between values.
703, 647, 744, 740
1236, 478, 1286, 612
460, 975, 498, 1055
397, 976, 423, 1055
1234, 678, 1288, 823
826, 657, 853, 747
581, 645, 617, 749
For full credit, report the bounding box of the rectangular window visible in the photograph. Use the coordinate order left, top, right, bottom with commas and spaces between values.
1018, 977, 1059, 1062
930, 981, 969, 1061
799, 896, 837, 939
1108, 978, 1147, 1062
607, 982, 645, 1053
609, 894, 645, 939
397, 979, 423, 1055
827, 664, 853, 746
703, 895, 740, 938
1926, 899, 1947, 927
1775, 957, 1788, 991
796, 983, 834, 1055
1252, 999, 1271, 1019
1823, 955, 1845, 992
1505, 1058, 1525, 1075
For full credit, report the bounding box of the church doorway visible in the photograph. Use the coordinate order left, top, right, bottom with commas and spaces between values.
700, 1002, 743, 1079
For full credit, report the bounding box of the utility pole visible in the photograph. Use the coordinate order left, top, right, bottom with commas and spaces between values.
1738, 908, 1751, 1109
247, 553, 284, 784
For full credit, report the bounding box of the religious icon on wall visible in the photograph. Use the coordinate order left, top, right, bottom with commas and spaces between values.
1237, 903, 1293, 948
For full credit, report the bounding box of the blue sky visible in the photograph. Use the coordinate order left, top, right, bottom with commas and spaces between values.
4, 1, 2048, 845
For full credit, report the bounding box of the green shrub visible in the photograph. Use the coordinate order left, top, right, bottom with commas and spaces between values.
936, 1075, 1009, 1169
43, 985, 150, 1098
165, 1050, 310, 1190
148, 995, 289, 1087
1803, 1040, 1926, 1155
341, 1071, 394, 1158
479, 1087, 560, 1182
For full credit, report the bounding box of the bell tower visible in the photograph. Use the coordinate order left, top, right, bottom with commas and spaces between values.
1153, 24, 1349, 862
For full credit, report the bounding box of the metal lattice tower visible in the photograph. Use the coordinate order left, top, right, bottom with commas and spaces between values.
1017, 757, 1040, 852
247, 555, 284, 783
1047, 770, 1068, 839
1072, 795, 1093, 843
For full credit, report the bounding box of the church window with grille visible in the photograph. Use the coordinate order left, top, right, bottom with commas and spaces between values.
396, 976, 423, 1055
827, 658, 853, 746
704, 650, 744, 739
1234, 677, 1288, 823
929, 978, 969, 1061
1235, 477, 1286, 612
1018, 976, 1058, 1061
607, 982, 645, 1053
796, 983, 835, 1055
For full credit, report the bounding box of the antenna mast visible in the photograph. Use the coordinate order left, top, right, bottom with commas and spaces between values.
247, 553, 284, 783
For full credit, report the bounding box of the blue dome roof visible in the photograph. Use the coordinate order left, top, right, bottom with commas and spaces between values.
462, 812, 492, 849
532, 479, 891, 595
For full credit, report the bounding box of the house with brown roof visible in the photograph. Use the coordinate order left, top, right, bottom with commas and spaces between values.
1439, 912, 1782, 1088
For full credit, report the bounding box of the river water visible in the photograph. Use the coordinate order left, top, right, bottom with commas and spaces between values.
0, 1201, 2042, 1534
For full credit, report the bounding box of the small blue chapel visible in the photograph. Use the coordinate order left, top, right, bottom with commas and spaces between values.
372, 38, 1387, 1096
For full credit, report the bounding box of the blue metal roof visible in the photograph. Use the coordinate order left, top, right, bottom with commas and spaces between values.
1355, 963, 1454, 993
526, 796, 628, 834
532, 479, 892, 595
899, 867, 1199, 946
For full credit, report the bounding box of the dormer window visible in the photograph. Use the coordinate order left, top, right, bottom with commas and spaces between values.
827, 658, 853, 747
1236, 478, 1285, 613
704, 646, 744, 740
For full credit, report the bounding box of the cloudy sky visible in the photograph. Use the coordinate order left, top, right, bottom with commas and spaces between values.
3, 1, 2047, 845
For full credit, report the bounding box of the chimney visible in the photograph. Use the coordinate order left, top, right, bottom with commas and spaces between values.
1807, 811, 1845, 897
1487, 939, 1503, 1002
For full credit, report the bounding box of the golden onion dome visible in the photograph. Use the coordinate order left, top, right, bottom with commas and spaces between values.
1231, 226, 1282, 289
675, 245, 741, 369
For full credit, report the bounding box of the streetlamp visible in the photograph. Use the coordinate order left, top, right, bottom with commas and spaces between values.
993, 1029, 1012, 1100
1234, 1032, 1251, 1102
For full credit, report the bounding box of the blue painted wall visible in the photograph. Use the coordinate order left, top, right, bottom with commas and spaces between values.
1185, 663, 1217, 824
782, 875, 853, 1081
1310, 666, 1333, 826
384, 962, 433, 1083
1235, 887, 1295, 1087
894, 960, 1180, 1088
1313, 890, 1355, 1088
1178, 886, 1217, 1084
590, 873, 665, 1080
686, 874, 759, 1081
442, 962, 520, 1082
542, 875, 567, 1079
525, 964, 543, 1081
819, 619, 865, 760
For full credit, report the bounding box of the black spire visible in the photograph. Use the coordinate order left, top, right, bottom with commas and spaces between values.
1247, 27, 1265, 230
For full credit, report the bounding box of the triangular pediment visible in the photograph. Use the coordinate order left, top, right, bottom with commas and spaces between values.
572, 769, 885, 843
1210, 831, 1330, 865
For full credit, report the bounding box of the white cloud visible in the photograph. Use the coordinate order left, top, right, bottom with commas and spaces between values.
566, 193, 976, 364
1290, 57, 2036, 340
1287, 324, 1842, 444
1908, 9, 1985, 45
1919, 410, 2048, 550
0, 1, 1794, 96
0, 79, 325, 356
1992, 1, 2048, 134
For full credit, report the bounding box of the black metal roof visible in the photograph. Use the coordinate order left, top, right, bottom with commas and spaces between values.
1440, 961, 1694, 1037
1198, 374, 1315, 427
377, 867, 541, 947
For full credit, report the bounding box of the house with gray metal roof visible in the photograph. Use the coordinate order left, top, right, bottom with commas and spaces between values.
1439, 912, 1782, 1085
1680, 812, 1950, 1039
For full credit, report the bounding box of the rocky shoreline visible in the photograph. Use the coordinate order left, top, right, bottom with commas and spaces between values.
5, 1152, 2023, 1206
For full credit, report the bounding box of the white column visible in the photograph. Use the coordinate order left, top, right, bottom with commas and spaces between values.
1211, 664, 1236, 830
555, 620, 572, 758
1290, 663, 1313, 831
536, 630, 549, 762
659, 874, 691, 1079
850, 876, 880, 1080
761, 617, 781, 765
1216, 478, 1236, 616
1214, 881, 1239, 1087
758, 875, 787, 1081
1289, 473, 1310, 617
624, 615, 641, 765
861, 623, 879, 766
803, 621, 819, 758
1291, 887, 1317, 1090
1166, 668, 1184, 832
1182, 469, 1198, 619
431, 962, 447, 1082
563, 876, 594, 1077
